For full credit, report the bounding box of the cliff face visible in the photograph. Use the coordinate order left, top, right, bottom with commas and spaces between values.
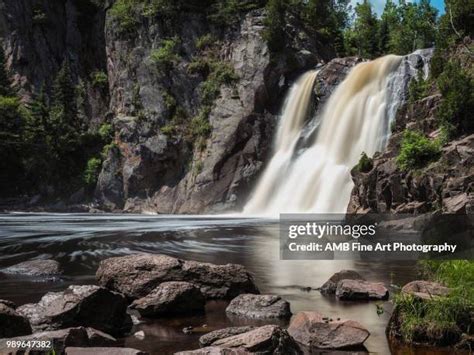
96, 6, 332, 213
348, 47, 474, 215
0, 0, 109, 128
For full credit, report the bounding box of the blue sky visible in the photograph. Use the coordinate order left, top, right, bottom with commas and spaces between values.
350, 0, 446, 16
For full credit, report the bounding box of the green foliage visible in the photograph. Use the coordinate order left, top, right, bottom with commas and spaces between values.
200, 61, 238, 105
195, 34, 216, 51
0, 49, 13, 97
436, 60, 474, 137
352, 0, 379, 58
408, 70, 429, 103
208, 0, 264, 26
396, 130, 441, 171
190, 107, 212, 138
263, 0, 287, 52
187, 57, 211, 75
393, 260, 473, 344
109, 0, 139, 34
355, 152, 373, 173
83, 157, 102, 185
150, 37, 180, 72
98, 123, 113, 141
91, 71, 108, 90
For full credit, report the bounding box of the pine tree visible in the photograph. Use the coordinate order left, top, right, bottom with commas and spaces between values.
353, 0, 379, 58
378, 0, 399, 54
0, 48, 13, 97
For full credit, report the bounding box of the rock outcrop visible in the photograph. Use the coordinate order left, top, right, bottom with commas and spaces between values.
130, 281, 205, 317
177, 325, 301, 354
225, 294, 291, 319
336, 280, 389, 301
199, 326, 256, 347
0, 303, 32, 338
96, 253, 258, 300
288, 311, 370, 350
401, 280, 451, 300
17, 285, 131, 336
320, 270, 365, 295
2, 259, 62, 277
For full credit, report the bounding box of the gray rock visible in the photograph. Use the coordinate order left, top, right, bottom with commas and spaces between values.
320, 270, 365, 295
0, 303, 32, 338
401, 280, 451, 300
177, 325, 301, 354
225, 294, 291, 319
96, 253, 259, 300
288, 311, 370, 349
336, 280, 389, 301
0, 299, 17, 309
130, 281, 205, 317
17, 285, 131, 336
0, 327, 116, 354
66, 347, 148, 355
199, 326, 256, 347
2, 259, 62, 277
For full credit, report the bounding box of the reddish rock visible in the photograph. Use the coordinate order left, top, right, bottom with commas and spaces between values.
225, 294, 291, 319
288, 311, 369, 349
401, 280, 451, 300
336, 279, 389, 300
320, 270, 365, 294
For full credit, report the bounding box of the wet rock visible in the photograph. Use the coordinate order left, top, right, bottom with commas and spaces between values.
0, 327, 117, 354
2, 259, 62, 277
336, 280, 389, 301
225, 294, 291, 319
17, 285, 131, 336
401, 280, 451, 300
178, 325, 301, 354
288, 311, 370, 349
131, 281, 205, 317
65, 347, 148, 355
0, 299, 17, 309
0, 303, 32, 338
134, 330, 145, 340
96, 253, 259, 300
320, 270, 365, 295
199, 326, 256, 347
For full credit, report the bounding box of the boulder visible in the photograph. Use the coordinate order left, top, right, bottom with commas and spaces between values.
0, 327, 117, 354
0, 303, 32, 338
199, 326, 256, 347
0, 299, 17, 309
2, 259, 62, 277
225, 294, 291, 319
336, 280, 389, 300
401, 280, 451, 300
320, 270, 365, 294
66, 347, 147, 355
17, 285, 131, 336
288, 312, 370, 349
130, 281, 205, 317
96, 254, 259, 300
177, 325, 301, 354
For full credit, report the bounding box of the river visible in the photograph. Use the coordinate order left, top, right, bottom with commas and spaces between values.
0, 213, 458, 354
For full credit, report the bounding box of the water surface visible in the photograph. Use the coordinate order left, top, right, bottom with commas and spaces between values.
0, 213, 458, 354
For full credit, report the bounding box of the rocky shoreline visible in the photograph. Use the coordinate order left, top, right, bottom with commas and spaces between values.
1, 254, 468, 354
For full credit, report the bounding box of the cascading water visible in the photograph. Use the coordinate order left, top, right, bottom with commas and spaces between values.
244, 53, 427, 216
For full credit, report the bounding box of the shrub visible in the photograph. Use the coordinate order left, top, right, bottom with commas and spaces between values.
200, 61, 238, 105
195, 34, 216, 51
150, 37, 180, 71
91, 71, 108, 90
160, 124, 176, 135
109, 0, 139, 34
83, 157, 102, 185
98, 123, 113, 141
408, 70, 429, 103
396, 130, 441, 171
190, 107, 212, 138
355, 152, 373, 173
187, 57, 210, 75
436, 61, 474, 137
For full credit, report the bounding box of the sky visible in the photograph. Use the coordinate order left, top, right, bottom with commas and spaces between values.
351, 0, 446, 16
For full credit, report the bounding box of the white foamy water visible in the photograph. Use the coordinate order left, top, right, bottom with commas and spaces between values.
244, 55, 410, 215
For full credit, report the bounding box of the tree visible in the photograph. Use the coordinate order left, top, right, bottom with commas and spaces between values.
352, 0, 379, 58
264, 0, 287, 52
378, 0, 399, 54
0, 48, 13, 97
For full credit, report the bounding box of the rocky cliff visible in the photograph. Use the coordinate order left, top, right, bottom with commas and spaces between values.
0, 0, 333, 212
348, 46, 473, 215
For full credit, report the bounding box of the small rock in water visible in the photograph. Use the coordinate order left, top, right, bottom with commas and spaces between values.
182, 326, 193, 334
134, 331, 145, 340
130, 314, 142, 325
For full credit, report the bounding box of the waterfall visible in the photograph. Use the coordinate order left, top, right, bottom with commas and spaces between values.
244, 54, 414, 216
